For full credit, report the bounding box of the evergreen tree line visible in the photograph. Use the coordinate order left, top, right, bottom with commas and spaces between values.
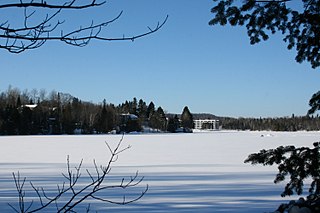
0, 87, 194, 135
219, 115, 320, 131
4, 87, 318, 134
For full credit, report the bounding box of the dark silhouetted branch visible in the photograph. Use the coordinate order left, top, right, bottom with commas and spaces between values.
0, 0, 168, 53
9, 136, 148, 212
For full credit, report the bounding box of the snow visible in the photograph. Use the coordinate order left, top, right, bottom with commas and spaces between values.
0, 131, 319, 212
23, 104, 38, 109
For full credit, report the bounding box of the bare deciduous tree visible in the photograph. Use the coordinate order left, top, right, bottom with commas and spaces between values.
9, 136, 148, 212
0, 0, 168, 53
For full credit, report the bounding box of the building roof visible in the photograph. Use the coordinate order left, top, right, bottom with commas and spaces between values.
23, 104, 38, 110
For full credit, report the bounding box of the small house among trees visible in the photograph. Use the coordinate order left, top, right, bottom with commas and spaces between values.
0, 88, 184, 135
119, 113, 141, 133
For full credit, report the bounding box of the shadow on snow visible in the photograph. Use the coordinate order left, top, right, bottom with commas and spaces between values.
0, 163, 288, 213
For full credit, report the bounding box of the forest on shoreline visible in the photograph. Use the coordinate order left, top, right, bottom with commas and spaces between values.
0, 87, 194, 135
218, 116, 320, 131
1, 86, 320, 135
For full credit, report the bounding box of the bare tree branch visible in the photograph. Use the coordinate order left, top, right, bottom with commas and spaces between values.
0, 0, 168, 53
0, 0, 106, 10
9, 137, 148, 212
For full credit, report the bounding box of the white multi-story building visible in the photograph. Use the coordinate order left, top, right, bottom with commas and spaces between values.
194, 119, 219, 130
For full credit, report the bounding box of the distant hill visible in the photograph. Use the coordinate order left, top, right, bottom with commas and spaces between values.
166, 113, 219, 120
192, 113, 219, 120
166, 112, 320, 131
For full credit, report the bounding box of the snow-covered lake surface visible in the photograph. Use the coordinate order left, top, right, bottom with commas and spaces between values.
0, 131, 319, 212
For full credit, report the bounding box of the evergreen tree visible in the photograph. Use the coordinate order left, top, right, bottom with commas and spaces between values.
122, 101, 130, 114
0, 106, 3, 134
167, 115, 180, 133
245, 143, 320, 212
32, 105, 46, 134
156, 107, 167, 131
105, 105, 116, 132
5, 106, 20, 135
125, 117, 141, 133
173, 115, 180, 132
93, 100, 107, 133
16, 96, 21, 108
61, 102, 73, 134
167, 118, 175, 133
147, 101, 155, 120
137, 99, 148, 125
149, 107, 167, 131
20, 106, 33, 135
181, 106, 194, 129
100, 99, 108, 133
130, 97, 138, 115
210, 0, 320, 69
209, 0, 320, 114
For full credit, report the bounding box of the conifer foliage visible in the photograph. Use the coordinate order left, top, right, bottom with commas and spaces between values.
0, 87, 171, 135
245, 143, 320, 212
245, 143, 320, 197
181, 106, 194, 130
209, 1, 320, 211
167, 115, 180, 133
209, 0, 320, 69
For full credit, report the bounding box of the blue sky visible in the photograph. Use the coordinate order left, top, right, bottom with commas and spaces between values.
1, 0, 320, 118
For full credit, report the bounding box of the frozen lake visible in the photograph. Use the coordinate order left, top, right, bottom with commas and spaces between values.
0, 131, 319, 212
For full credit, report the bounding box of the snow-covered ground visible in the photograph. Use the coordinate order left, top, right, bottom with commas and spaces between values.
0, 131, 319, 212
